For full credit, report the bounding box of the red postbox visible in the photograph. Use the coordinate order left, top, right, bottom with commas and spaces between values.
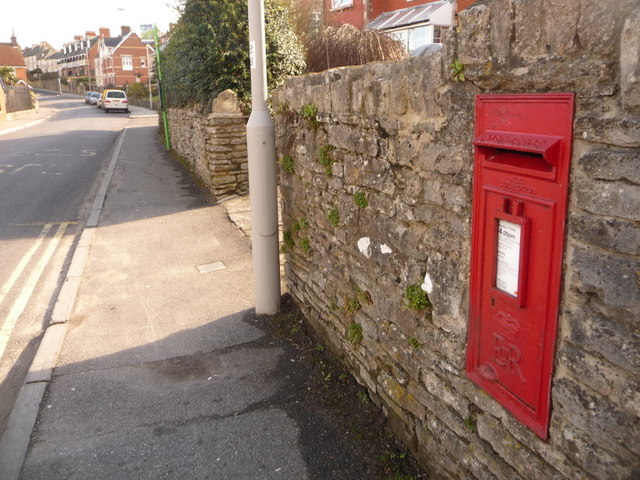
466, 93, 575, 439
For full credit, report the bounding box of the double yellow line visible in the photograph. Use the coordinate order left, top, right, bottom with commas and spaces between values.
0, 222, 74, 361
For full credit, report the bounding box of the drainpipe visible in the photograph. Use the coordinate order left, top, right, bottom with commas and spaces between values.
364, 0, 370, 27
247, 0, 281, 315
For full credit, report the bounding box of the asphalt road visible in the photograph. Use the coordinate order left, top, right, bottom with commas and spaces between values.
0, 92, 128, 438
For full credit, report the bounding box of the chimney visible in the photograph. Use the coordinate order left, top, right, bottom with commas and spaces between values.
120, 25, 131, 36
85, 31, 97, 38
74, 35, 83, 42
99, 27, 111, 38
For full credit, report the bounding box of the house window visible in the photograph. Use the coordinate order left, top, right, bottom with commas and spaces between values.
331, 0, 353, 10
389, 24, 444, 54
140, 57, 147, 68
122, 55, 133, 71
407, 25, 430, 53
433, 26, 446, 44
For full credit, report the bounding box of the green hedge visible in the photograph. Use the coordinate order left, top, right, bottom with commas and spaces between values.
162, 0, 305, 110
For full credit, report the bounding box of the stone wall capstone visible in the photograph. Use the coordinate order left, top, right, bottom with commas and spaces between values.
272, 0, 640, 479
168, 89, 248, 201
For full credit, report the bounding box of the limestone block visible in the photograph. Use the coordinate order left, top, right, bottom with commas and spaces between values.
553, 377, 640, 458
577, 0, 634, 56
457, 1, 492, 65
560, 300, 640, 372
568, 212, 640, 256
620, 7, 640, 111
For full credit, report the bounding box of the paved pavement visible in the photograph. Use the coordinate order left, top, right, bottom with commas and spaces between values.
0, 104, 372, 479
0, 106, 58, 137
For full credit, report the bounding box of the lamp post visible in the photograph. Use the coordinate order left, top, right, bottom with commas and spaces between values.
246, 0, 280, 314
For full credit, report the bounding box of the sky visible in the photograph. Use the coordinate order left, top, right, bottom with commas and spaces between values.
1, 1, 182, 50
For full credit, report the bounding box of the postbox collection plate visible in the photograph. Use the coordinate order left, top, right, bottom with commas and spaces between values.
466, 93, 575, 439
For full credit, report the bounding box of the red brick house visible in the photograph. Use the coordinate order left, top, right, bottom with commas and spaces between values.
96, 26, 153, 88
324, 0, 477, 53
0, 33, 28, 82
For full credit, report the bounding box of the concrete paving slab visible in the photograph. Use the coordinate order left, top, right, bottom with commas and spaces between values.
26, 343, 296, 441
57, 310, 264, 376
22, 408, 309, 480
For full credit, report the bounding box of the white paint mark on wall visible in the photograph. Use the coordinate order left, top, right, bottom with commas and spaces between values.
422, 273, 433, 294
380, 244, 393, 254
357, 237, 371, 258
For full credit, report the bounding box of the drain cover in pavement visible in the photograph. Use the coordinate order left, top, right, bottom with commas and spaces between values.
197, 262, 226, 274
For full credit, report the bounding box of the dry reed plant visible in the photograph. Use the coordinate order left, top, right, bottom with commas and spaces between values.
306, 24, 408, 73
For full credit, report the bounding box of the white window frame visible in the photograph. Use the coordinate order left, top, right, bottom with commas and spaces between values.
331, 0, 353, 10
388, 24, 436, 54
122, 55, 133, 71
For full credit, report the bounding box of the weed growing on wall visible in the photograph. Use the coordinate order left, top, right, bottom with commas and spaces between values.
299, 237, 311, 253
464, 416, 477, 432
327, 207, 340, 227
319, 144, 336, 175
354, 286, 372, 306
293, 217, 309, 233
347, 322, 364, 345
407, 337, 422, 349
353, 191, 368, 208
302, 102, 319, 129
280, 154, 295, 174
343, 297, 362, 316
282, 229, 295, 252
404, 284, 431, 311
450, 58, 466, 82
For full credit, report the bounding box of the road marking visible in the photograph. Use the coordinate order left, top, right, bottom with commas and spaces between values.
8, 164, 42, 174
0, 222, 70, 361
0, 224, 53, 310
11, 222, 77, 227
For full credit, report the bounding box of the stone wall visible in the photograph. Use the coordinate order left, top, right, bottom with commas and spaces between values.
272, 0, 640, 478
167, 90, 248, 201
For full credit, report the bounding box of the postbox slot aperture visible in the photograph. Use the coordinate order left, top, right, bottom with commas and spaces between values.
481, 147, 554, 174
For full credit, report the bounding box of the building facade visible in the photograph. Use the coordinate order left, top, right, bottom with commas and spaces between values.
0, 34, 28, 82
96, 27, 152, 88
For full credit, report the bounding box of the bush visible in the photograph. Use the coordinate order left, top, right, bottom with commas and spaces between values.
306, 24, 407, 73
162, 0, 305, 110
127, 83, 150, 100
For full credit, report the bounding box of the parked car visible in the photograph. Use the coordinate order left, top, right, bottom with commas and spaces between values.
89, 91, 101, 105
102, 89, 130, 114
97, 89, 115, 109
96, 90, 107, 109
85, 91, 98, 104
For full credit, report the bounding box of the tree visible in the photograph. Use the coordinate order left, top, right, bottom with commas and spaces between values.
162, 0, 305, 110
0, 67, 17, 85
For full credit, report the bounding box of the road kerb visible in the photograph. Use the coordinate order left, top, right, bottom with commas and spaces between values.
0, 383, 47, 480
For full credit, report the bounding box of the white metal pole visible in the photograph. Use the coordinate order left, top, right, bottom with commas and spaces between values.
247, 0, 280, 314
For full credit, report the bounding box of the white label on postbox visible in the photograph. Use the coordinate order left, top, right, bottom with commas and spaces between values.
496, 220, 521, 297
